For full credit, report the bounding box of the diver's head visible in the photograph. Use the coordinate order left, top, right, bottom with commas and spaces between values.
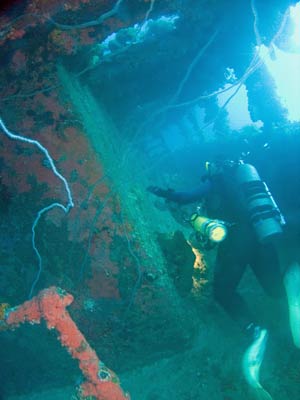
205, 160, 222, 177
205, 157, 243, 179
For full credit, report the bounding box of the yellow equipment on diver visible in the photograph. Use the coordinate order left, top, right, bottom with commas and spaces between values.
190, 213, 228, 243
204, 159, 285, 244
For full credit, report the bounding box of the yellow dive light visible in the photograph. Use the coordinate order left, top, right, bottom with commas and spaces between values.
190, 214, 228, 243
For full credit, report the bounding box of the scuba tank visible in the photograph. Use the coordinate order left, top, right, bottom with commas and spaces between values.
234, 162, 285, 244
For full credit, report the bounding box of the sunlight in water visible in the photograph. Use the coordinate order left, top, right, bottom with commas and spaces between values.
259, 2, 300, 122
290, 2, 300, 48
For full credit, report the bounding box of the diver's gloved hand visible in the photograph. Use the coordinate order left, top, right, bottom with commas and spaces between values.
147, 186, 174, 199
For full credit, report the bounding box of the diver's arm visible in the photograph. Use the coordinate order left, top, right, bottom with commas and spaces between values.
147, 180, 212, 204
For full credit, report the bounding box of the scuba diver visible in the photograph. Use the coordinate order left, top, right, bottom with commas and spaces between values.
148, 157, 300, 394
149, 158, 286, 324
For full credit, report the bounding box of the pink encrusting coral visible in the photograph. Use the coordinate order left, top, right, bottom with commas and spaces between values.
2, 287, 130, 400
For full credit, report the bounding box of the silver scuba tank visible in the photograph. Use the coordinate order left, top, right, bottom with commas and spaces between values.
234, 163, 285, 244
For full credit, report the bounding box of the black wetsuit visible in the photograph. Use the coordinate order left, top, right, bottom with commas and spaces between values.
160, 166, 284, 327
